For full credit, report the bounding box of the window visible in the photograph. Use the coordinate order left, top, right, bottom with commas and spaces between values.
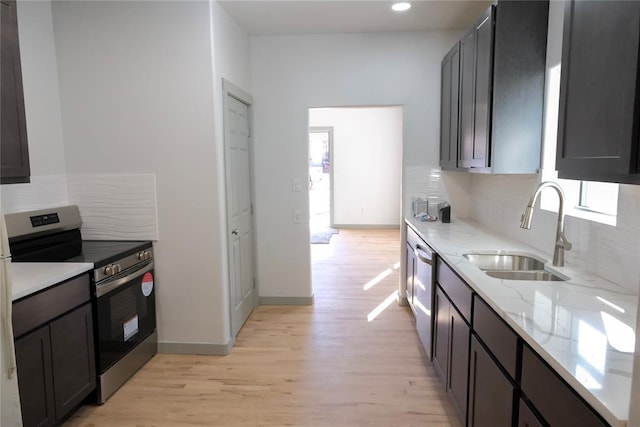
577, 181, 618, 216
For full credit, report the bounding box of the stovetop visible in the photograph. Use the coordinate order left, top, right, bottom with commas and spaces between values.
68, 240, 152, 268
5, 205, 153, 268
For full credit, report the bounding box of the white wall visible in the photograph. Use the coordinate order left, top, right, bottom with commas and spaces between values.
1, 1, 68, 213
50, 0, 250, 351
309, 107, 402, 226
251, 31, 462, 299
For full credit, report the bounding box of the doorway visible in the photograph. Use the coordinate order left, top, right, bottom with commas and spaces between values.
308, 106, 403, 234
309, 127, 334, 235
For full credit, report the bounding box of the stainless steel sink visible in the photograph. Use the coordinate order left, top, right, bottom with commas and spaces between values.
463, 252, 568, 282
463, 253, 545, 271
485, 270, 566, 281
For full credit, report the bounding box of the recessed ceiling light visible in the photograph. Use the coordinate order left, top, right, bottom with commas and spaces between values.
392, 2, 411, 12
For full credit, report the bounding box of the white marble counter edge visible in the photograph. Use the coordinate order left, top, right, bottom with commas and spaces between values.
11, 262, 94, 301
406, 217, 634, 427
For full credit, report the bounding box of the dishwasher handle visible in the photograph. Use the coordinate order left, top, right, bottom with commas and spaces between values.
414, 245, 433, 265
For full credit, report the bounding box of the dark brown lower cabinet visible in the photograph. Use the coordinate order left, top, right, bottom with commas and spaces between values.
447, 304, 469, 422
432, 284, 470, 424
518, 399, 544, 427
468, 334, 514, 426
15, 302, 96, 427
521, 345, 608, 427
433, 286, 449, 380
50, 303, 96, 419
420, 239, 609, 427
15, 325, 56, 427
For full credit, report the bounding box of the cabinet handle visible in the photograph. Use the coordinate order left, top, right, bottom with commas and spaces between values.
415, 246, 433, 265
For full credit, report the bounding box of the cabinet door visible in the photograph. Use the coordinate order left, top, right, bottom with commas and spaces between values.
405, 243, 416, 307
458, 25, 476, 168
556, 0, 640, 184
0, 0, 30, 184
440, 43, 460, 170
471, 7, 494, 169
518, 399, 544, 427
447, 304, 470, 423
432, 286, 449, 382
459, 6, 494, 169
468, 335, 514, 427
49, 303, 97, 420
15, 325, 56, 427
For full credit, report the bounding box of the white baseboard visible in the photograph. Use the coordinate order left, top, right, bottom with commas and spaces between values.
259, 295, 314, 305
158, 338, 235, 356
332, 224, 400, 229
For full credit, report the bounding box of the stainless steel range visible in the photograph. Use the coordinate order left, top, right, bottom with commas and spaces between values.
6, 205, 157, 403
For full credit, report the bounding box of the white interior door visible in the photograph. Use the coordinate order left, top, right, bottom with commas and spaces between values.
223, 81, 256, 337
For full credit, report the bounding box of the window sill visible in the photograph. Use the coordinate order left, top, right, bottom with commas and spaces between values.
541, 205, 617, 226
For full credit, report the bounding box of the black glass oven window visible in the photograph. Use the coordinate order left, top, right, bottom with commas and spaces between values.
96, 270, 156, 373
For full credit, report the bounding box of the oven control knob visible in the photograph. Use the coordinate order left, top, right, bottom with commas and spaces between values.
104, 265, 113, 276
144, 251, 152, 260
113, 264, 121, 274
137, 252, 145, 261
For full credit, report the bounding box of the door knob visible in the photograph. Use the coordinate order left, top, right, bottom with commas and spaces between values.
232, 229, 239, 236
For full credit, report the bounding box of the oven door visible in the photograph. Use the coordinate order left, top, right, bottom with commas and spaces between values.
94, 261, 156, 374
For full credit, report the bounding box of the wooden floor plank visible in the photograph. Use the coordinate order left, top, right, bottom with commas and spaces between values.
65, 229, 458, 427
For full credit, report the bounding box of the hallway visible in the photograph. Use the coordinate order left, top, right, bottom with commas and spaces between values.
66, 229, 457, 426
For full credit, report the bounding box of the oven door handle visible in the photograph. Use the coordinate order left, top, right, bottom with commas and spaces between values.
96, 261, 154, 298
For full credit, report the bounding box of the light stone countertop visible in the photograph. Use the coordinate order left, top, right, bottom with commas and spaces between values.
406, 217, 636, 427
11, 262, 93, 301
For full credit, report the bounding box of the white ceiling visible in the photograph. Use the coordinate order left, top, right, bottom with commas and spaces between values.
217, 0, 493, 36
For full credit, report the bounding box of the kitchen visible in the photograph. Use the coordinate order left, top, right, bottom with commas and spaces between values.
1, 0, 640, 426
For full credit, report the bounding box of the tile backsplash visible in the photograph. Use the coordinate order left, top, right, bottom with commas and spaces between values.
404, 166, 471, 220
468, 173, 640, 293
67, 174, 159, 241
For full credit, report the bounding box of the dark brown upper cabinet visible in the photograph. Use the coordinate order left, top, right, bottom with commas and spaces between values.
444, 1, 549, 174
556, 0, 640, 184
440, 42, 461, 170
458, 6, 493, 169
1, 0, 30, 184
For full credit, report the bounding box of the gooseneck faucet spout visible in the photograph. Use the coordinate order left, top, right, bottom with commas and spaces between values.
520, 181, 572, 267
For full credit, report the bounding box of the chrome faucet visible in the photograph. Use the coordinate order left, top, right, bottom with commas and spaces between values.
520, 181, 572, 267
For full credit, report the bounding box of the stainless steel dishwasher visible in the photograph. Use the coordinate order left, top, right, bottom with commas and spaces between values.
414, 242, 435, 359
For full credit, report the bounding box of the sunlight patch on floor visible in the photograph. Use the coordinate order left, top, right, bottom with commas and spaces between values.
363, 268, 392, 291
367, 290, 399, 322
363, 261, 400, 291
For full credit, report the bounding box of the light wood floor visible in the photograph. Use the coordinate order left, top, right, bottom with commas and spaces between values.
65, 229, 458, 427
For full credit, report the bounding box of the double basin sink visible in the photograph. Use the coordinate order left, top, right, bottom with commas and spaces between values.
463, 253, 568, 282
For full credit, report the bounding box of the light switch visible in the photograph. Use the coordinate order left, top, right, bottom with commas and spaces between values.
293, 209, 302, 224
292, 178, 302, 192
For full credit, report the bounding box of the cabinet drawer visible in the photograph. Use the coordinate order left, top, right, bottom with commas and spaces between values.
473, 295, 518, 379
436, 258, 473, 322
13, 274, 90, 338
521, 345, 608, 427
406, 223, 422, 250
